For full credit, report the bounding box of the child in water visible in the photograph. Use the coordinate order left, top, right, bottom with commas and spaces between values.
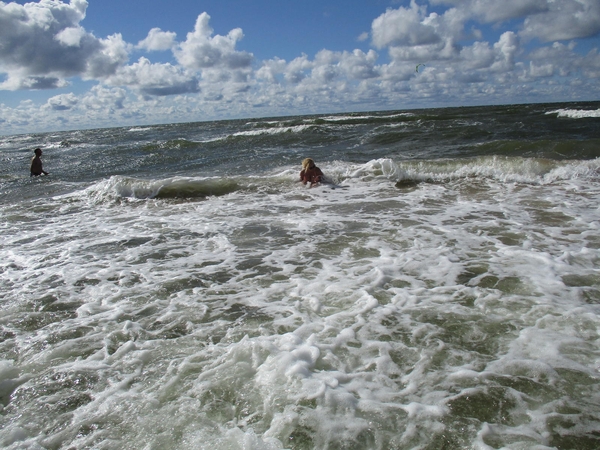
299, 158, 323, 187
30, 148, 49, 176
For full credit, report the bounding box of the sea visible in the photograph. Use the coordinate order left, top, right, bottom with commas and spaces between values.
1, 101, 600, 450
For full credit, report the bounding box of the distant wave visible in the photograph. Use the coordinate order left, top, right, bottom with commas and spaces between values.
232, 125, 314, 137
242, 112, 418, 131
139, 139, 202, 151
128, 127, 153, 132
320, 112, 415, 122
547, 108, 600, 119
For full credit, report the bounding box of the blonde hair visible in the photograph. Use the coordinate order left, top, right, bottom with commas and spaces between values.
302, 158, 314, 169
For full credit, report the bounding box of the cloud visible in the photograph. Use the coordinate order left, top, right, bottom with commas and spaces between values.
371, 1, 466, 63
458, 41, 496, 70
55, 25, 87, 47
174, 12, 253, 70
491, 32, 519, 71
431, 0, 600, 41
255, 57, 288, 83
431, 0, 549, 23
84, 33, 129, 79
0, 0, 128, 90
521, 0, 600, 42
0, 74, 69, 90
0, 3, 251, 98
137, 28, 177, 51
284, 54, 313, 83
257, 49, 380, 88
372, 1, 441, 48
581, 49, 600, 78
107, 57, 200, 96
337, 50, 380, 80
527, 41, 600, 79
45, 92, 79, 110
374, 0, 600, 79
82, 85, 127, 110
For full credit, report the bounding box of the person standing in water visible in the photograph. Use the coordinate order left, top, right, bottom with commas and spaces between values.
299, 158, 323, 187
30, 148, 49, 176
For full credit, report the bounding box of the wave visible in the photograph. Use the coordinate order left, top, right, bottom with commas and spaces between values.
81, 175, 241, 201
232, 124, 315, 137
243, 112, 419, 132
547, 108, 600, 119
60, 156, 600, 205
224, 112, 422, 143
128, 127, 153, 132
354, 156, 600, 185
319, 112, 415, 122
138, 139, 203, 152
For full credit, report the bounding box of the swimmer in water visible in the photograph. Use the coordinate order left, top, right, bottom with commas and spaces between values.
30, 148, 49, 176
299, 158, 323, 188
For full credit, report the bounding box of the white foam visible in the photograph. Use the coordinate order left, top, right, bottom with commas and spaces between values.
321, 112, 415, 122
547, 108, 600, 118
352, 156, 600, 185
233, 124, 313, 137
1, 154, 600, 448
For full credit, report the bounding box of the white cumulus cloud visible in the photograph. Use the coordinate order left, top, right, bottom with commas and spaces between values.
174, 12, 253, 70
0, 0, 128, 89
431, 0, 549, 23
432, 0, 600, 41
521, 0, 600, 42
372, 1, 441, 48
107, 57, 200, 97
44, 92, 79, 110
137, 28, 177, 52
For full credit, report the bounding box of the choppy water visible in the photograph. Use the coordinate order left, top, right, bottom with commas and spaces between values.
1, 102, 600, 449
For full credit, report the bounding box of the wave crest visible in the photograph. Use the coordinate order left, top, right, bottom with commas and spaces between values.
547, 108, 600, 119
358, 156, 600, 184
83, 176, 240, 201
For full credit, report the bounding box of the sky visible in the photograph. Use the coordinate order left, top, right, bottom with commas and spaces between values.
1, 0, 599, 135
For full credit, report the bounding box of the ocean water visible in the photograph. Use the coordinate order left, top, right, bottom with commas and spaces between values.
1, 102, 600, 449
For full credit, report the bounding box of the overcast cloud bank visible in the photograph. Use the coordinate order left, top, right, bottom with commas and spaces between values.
1, 0, 599, 134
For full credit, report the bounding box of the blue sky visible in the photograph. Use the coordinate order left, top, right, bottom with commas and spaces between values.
1, 0, 599, 135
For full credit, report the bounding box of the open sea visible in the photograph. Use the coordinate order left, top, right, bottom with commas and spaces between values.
1, 101, 600, 450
